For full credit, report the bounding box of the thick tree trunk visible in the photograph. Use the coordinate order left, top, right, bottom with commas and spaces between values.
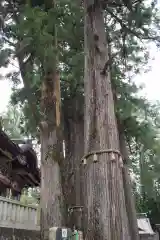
118, 128, 139, 240
108, 28, 139, 238
83, 2, 130, 239
63, 104, 84, 230
139, 145, 146, 201
40, 71, 64, 240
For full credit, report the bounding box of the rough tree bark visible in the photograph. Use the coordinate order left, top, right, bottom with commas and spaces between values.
139, 145, 146, 202
110, 49, 139, 239
83, 1, 131, 239
40, 70, 64, 240
106, 19, 139, 238
118, 124, 139, 240
63, 99, 84, 230
40, 0, 65, 238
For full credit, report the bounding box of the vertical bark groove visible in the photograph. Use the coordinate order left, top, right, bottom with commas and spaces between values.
118, 126, 139, 240
83, 2, 130, 239
63, 104, 84, 230
40, 72, 64, 240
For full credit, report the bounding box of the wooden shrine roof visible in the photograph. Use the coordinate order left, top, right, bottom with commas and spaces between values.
0, 129, 40, 190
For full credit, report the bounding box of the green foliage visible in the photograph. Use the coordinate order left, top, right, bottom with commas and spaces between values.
1, 105, 25, 139
20, 188, 40, 205
0, 49, 12, 67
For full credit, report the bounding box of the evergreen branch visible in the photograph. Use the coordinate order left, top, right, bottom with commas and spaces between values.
1, 35, 15, 47
106, 9, 141, 38
106, 8, 160, 43
125, 132, 133, 155
102, 0, 142, 10
7, 0, 20, 24
101, 52, 118, 75
0, 15, 4, 30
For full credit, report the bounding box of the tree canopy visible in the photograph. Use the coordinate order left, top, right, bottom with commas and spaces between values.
1, 0, 160, 225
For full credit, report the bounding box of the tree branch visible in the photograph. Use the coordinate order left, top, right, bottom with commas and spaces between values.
101, 52, 118, 75
7, 0, 20, 24
2, 36, 15, 47
106, 8, 160, 43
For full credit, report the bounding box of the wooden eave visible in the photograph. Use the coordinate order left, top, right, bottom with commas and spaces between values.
0, 130, 40, 188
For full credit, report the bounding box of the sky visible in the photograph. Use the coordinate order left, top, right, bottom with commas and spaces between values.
133, 43, 160, 102
134, 0, 160, 102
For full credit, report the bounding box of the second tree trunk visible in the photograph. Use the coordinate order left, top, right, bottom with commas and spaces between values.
83, 2, 130, 239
